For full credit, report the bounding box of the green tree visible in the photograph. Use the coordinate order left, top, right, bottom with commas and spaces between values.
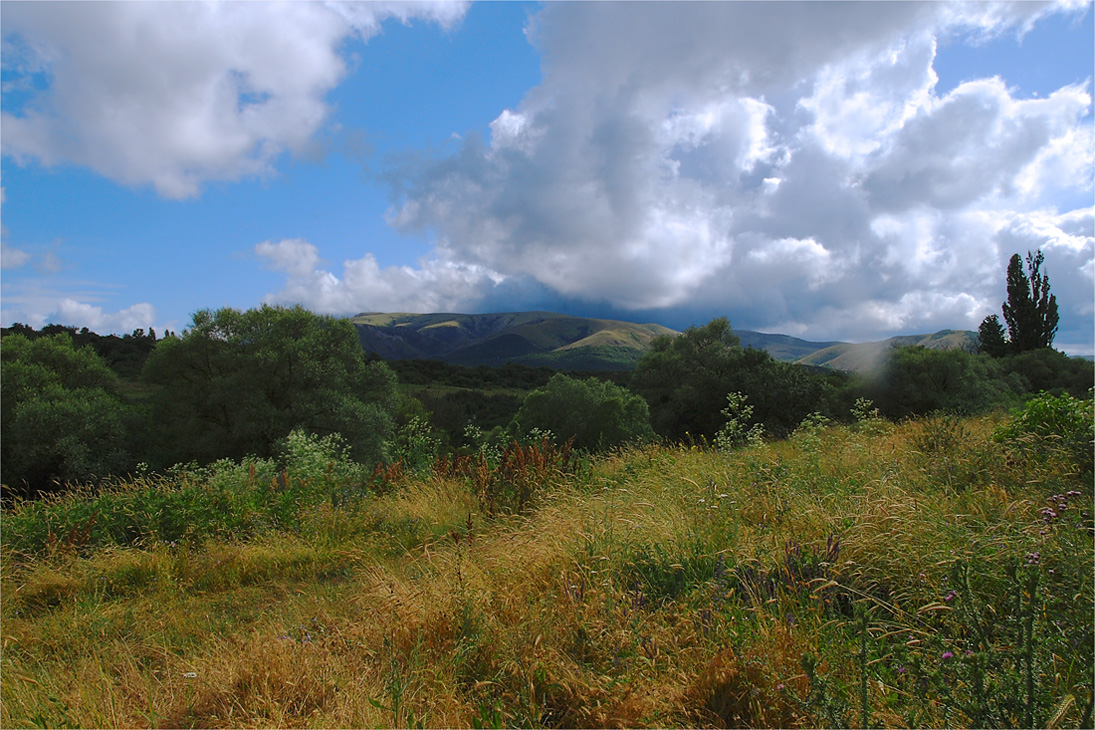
143, 305, 399, 467
976, 314, 1009, 358
869, 345, 1022, 419
630, 317, 833, 440
1002, 250, 1058, 352
630, 318, 741, 440
511, 373, 653, 451
1000, 348, 1095, 398
1, 333, 132, 497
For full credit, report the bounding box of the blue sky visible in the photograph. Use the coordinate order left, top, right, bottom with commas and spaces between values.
2, 1, 1093, 354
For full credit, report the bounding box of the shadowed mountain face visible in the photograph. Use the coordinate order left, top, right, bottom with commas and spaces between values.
350, 312, 677, 370
350, 311, 976, 372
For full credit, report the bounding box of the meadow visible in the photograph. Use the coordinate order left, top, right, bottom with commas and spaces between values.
1, 402, 1091, 728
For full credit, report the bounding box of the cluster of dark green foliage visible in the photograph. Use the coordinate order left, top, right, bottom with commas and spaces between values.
1, 323, 160, 379
385, 358, 564, 391
143, 306, 398, 467
627, 316, 1089, 445
3, 294, 1091, 501
630, 318, 847, 441
385, 357, 632, 451
1, 333, 134, 496
2, 306, 401, 501
511, 373, 653, 451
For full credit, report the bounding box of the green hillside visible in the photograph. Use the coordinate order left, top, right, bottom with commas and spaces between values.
795, 329, 978, 372
350, 312, 677, 370
735, 330, 845, 361
350, 311, 977, 373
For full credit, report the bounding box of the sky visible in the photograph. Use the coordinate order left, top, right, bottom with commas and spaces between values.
2, 1, 1093, 354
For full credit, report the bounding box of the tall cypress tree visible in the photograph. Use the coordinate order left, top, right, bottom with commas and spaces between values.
1026, 250, 1059, 349
1001, 250, 1058, 352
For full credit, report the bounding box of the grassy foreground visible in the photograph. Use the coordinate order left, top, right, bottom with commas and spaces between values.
1, 414, 1092, 728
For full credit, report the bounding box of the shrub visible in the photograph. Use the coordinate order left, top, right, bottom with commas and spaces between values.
1, 333, 133, 498
870, 345, 1022, 419
511, 373, 653, 452
715, 392, 765, 451
1000, 349, 1094, 398
994, 391, 1094, 478
1, 430, 372, 555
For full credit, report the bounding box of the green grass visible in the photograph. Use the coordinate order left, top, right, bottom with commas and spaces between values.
2, 413, 1091, 728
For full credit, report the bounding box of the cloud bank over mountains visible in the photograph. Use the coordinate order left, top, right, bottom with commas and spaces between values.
3, 1, 1092, 351
259, 2, 1093, 350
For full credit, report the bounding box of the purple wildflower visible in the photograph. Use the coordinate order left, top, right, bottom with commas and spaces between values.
942, 651, 955, 660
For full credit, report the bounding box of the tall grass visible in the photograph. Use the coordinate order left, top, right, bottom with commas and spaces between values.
2, 408, 1091, 728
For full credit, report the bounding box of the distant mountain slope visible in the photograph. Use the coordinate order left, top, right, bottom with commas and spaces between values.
350, 312, 677, 370
349, 311, 976, 372
735, 331, 845, 362
795, 330, 977, 372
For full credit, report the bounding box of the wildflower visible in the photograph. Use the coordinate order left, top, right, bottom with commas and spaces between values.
944, 590, 957, 602
776, 683, 785, 691
941, 651, 954, 660
897, 667, 906, 675
1026, 552, 1040, 565
183, 672, 197, 679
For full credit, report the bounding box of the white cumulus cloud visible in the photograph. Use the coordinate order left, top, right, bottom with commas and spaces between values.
0, 1, 468, 198
370, 1, 1092, 348
51, 299, 158, 334
255, 237, 494, 315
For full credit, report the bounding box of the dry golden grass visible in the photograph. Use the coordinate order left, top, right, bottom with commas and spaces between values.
2, 415, 1091, 728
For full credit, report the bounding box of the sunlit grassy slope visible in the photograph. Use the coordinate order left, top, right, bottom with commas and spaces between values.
350, 311, 677, 369
2, 414, 1091, 729
796, 330, 978, 372
349, 311, 978, 372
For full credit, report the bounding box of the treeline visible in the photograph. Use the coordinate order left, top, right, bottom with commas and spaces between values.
2, 304, 1091, 502
2, 322, 161, 379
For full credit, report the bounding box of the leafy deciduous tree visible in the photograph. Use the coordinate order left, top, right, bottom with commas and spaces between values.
630, 317, 834, 440
511, 373, 653, 451
869, 345, 1022, 419
1, 333, 131, 497
630, 318, 742, 440
143, 305, 399, 467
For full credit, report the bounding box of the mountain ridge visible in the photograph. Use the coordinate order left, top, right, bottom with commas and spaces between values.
349, 311, 977, 372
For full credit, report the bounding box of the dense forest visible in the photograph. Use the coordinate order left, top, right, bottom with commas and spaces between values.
2, 294, 1090, 501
